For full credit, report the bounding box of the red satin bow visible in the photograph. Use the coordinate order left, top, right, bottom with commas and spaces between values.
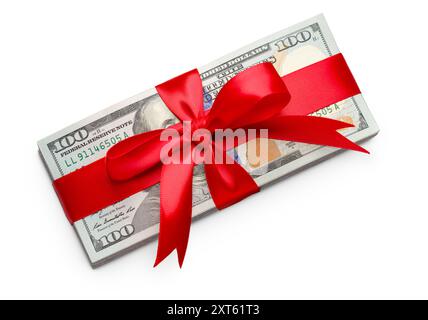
53, 54, 368, 267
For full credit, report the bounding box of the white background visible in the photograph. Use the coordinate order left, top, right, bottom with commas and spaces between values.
0, 0, 427, 300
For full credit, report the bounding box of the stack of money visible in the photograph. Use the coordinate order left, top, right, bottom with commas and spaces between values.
38, 14, 379, 267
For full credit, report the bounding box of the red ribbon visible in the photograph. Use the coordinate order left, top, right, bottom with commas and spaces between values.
53, 53, 368, 267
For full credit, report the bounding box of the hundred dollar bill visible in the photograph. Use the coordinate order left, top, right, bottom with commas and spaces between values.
38, 14, 379, 267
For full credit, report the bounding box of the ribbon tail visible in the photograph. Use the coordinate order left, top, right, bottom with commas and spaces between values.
255, 115, 369, 154
205, 63, 290, 131
205, 147, 259, 210
154, 161, 195, 268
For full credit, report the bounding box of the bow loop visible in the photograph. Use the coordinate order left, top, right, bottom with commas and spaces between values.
156, 69, 204, 122
205, 63, 291, 131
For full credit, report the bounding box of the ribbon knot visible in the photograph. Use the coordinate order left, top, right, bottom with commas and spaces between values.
191, 117, 207, 133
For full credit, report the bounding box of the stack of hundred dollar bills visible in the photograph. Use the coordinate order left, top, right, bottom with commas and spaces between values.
38, 14, 379, 267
